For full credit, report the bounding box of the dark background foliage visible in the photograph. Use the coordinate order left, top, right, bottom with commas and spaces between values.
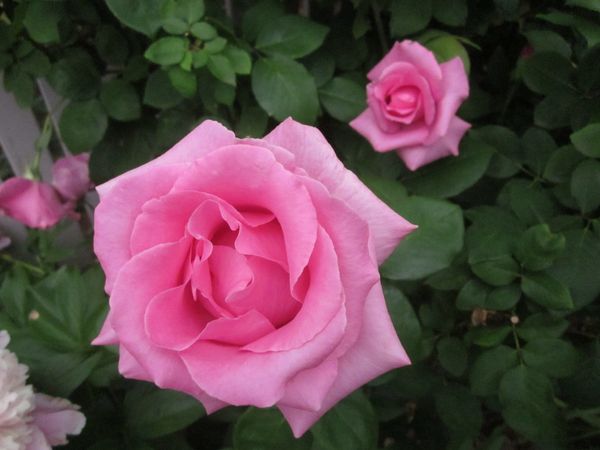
1, 0, 599, 449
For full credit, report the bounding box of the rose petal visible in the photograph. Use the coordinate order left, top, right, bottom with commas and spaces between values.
198, 309, 276, 346
180, 306, 346, 408
242, 227, 342, 352
145, 283, 212, 351
0, 178, 68, 229
278, 283, 410, 437
279, 359, 338, 411
427, 57, 470, 144
367, 40, 443, 98
265, 118, 416, 263
118, 346, 152, 381
397, 116, 471, 171
94, 164, 187, 292
97, 120, 235, 198
350, 108, 430, 152
107, 237, 222, 411
172, 144, 318, 288
52, 153, 91, 201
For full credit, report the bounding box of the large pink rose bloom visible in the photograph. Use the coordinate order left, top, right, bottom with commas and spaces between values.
92, 119, 415, 436
0, 178, 68, 229
350, 40, 471, 170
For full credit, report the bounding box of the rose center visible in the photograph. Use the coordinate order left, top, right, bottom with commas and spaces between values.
386, 86, 421, 116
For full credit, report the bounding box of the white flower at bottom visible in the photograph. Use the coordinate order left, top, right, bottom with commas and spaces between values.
0, 331, 86, 449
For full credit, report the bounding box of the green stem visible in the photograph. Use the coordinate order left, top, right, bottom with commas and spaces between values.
0, 254, 45, 276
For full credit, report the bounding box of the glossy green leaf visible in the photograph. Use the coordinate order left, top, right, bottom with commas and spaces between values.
233, 408, 311, 450
145, 37, 187, 65
470, 345, 519, 396
256, 15, 328, 59
59, 99, 108, 153
437, 337, 468, 377
389, 0, 432, 36
571, 124, 600, 158
105, 0, 167, 36
570, 159, 600, 213
522, 338, 580, 378
100, 79, 141, 121
521, 272, 574, 310
319, 77, 365, 122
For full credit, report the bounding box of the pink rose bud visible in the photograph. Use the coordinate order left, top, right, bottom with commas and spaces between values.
28, 394, 86, 449
350, 40, 471, 170
0, 178, 68, 229
92, 119, 416, 437
52, 153, 92, 201
520, 44, 534, 59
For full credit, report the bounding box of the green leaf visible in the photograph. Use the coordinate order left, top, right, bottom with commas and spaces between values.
233, 408, 311, 450
470, 254, 519, 287
435, 384, 482, 439
521, 128, 557, 175
548, 229, 600, 309
124, 383, 205, 439
224, 46, 252, 75
59, 99, 108, 153
319, 77, 365, 122
402, 133, 493, 198
497, 178, 558, 225
95, 25, 130, 65
380, 196, 464, 280
302, 49, 335, 88
242, 0, 285, 42
432, 0, 467, 26
521, 51, 574, 95
571, 124, 600, 158
522, 338, 580, 378
207, 55, 236, 85
105, 0, 168, 36
311, 391, 377, 450
570, 159, 600, 213
567, 0, 600, 12
561, 341, 600, 408
162, 18, 188, 35
534, 90, 579, 130
486, 285, 521, 310
256, 15, 328, 59
469, 345, 519, 396
543, 145, 584, 183
163, 0, 205, 24
456, 279, 489, 311
168, 66, 197, 97
437, 337, 468, 377
23, 1, 64, 44
478, 126, 521, 179
577, 44, 600, 94
144, 69, 184, 109
100, 80, 141, 122
521, 272, 574, 310
3, 67, 35, 108
523, 30, 572, 59
252, 56, 319, 124
384, 284, 423, 362
539, 10, 600, 46
499, 366, 565, 445
190, 22, 216, 40
145, 36, 187, 65
204, 37, 227, 54
0, 267, 33, 327
389, 0, 432, 37
468, 326, 512, 348
48, 50, 101, 100
236, 105, 268, 138
515, 224, 565, 271
423, 35, 471, 73
517, 313, 569, 341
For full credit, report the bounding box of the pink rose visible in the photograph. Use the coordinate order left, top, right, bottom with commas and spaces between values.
350, 40, 471, 170
28, 394, 86, 449
0, 178, 69, 229
52, 154, 92, 201
92, 119, 415, 436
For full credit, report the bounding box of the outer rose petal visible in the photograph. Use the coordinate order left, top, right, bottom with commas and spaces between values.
104, 238, 224, 413
368, 40, 443, 98
397, 117, 471, 171
30, 394, 85, 446
279, 283, 410, 437
279, 359, 338, 411
350, 108, 430, 152
97, 120, 235, 198
0, 178, 68, 229
51, 153, 91, 201
94, 163, 186, 292
426, 57, 470, 144
265, 118, 415, 263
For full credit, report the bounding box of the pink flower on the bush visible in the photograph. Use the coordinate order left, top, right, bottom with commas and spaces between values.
350, 40, 471, 170
0, 330, 85, 449
93, 119, 415, 437
0, 153, 91, 229
0, 178, 68, 229
52, 154, 92, 201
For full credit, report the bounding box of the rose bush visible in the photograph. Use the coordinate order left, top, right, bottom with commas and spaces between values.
350, 40, 470, 170
92, 118, 415, 436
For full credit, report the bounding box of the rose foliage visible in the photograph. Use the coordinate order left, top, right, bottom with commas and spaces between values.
0, 1, 599, 449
